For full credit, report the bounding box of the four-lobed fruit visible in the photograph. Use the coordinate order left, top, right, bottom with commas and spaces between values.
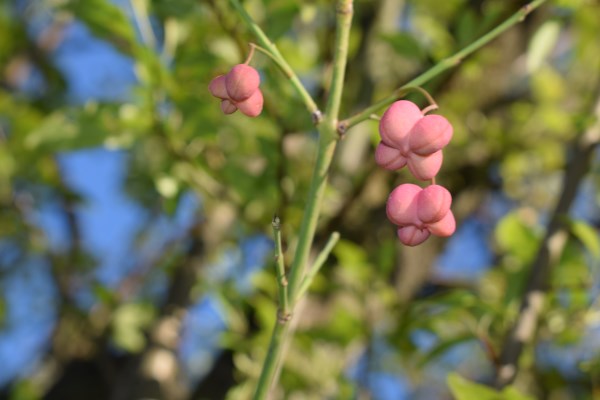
376, 100, 453, 180
208, 64, 263, 117
386, 183, 456, 246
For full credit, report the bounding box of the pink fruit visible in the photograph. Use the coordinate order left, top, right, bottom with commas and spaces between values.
427, 211, 456, 237
379, 100, 423, 149
375, 142, 407, 170
386, 183, 456, 246
406, 151, 443, 181
397, 226, 430, 246
416, 185, 452, 223
225, 64, 260, 102
409, 115, 453, 156
220, 99, 237, 114
208, 75, 229, 99
386, 184, 421, 226
237, 89, 264, 117
376, 100, 453, 181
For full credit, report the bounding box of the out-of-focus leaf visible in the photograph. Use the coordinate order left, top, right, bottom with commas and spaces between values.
554, 240, 590, 288
570, 219, 600, 259
495, 211, 539, 264
527, 20, 561, 73
264, 0, 299, 40
61, 0, 138, 55
112, 302, 156, 352
418, 334, 474, 367
447, 373, 499, 400
8, 379, 40, 400
92, 283, 117, 306
0, 295, 5, 328
380, 32, 426, 61
447, 372, 535, 400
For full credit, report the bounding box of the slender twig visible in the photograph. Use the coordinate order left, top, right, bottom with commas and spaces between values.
286, 0, 353, 304
297, 232, 341, 298
272, 215, 290, 318
249, 2, 353, 399
228, 0, 321, 120
244, 43, 257, 65
338, 0, 547, 134
495, 89, 600, 388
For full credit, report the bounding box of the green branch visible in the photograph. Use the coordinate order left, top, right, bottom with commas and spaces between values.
297, 232, 340, 299
338, 0, 547, 133
242, 1, 353, 399
228, 0, 321, 120
272, 215, 290, 317
286, 0, 353, 304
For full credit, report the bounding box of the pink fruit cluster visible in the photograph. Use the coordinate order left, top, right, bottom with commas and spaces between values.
375, 100, 453, 180
386, 184, 456, 246
376, 100, 456, 246
209, 64, 263, 117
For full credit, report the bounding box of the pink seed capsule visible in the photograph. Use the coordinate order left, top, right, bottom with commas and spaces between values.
225, 64, 260, 102
407, 151, 443, 181
379, 100, 423, 150
397, 226, 430, 246
386, 183, 421, 226
220, 99, 238, 114
237, 89, 264, 117
427, 211, 456, 237
208, 75, 229, 99
416, 184, 452, 224
409, 115, 453, 156
375, 142, 407, 170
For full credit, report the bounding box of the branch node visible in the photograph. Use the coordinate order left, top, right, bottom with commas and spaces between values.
312, 110, 324, 125
272, 214, 281, 230
277, 310, 292, 324
337, 121, 348, 136
336, 1, 353, 15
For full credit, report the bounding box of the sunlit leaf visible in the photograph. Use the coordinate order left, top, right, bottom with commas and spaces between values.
495, 211, 539, 264
527, 20, 561, 73
570, 219, 600, 259
447, 373, 535, 400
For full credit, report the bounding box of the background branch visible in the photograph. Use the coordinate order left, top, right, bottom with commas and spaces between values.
495, 86, 600, 388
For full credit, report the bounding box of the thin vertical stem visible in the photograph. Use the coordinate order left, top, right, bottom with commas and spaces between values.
249, 1, 353, 399
272, 215, 290, 317
286, 0, 354, 303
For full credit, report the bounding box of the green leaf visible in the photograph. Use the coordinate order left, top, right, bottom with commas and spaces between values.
447, 373, 499, 400
495, 211, 539, 264
418, 334, 474, 367
527, 20, 561, 73
570, 219, 600, 258
447, 373, 535, 400
61, 0, 138, 55
0, 295, 5, 328
380, 32, 426, 61
112, 302, 156, 352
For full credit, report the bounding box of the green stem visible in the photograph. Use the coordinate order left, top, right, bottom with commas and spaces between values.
228, 0, 321, 120
249, 2, 353, 399
286, 0, 354, 304
297, 232, 341, 299
338, 0, 547, 133
253, 321, 289, 400
272, 215, 290, 317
